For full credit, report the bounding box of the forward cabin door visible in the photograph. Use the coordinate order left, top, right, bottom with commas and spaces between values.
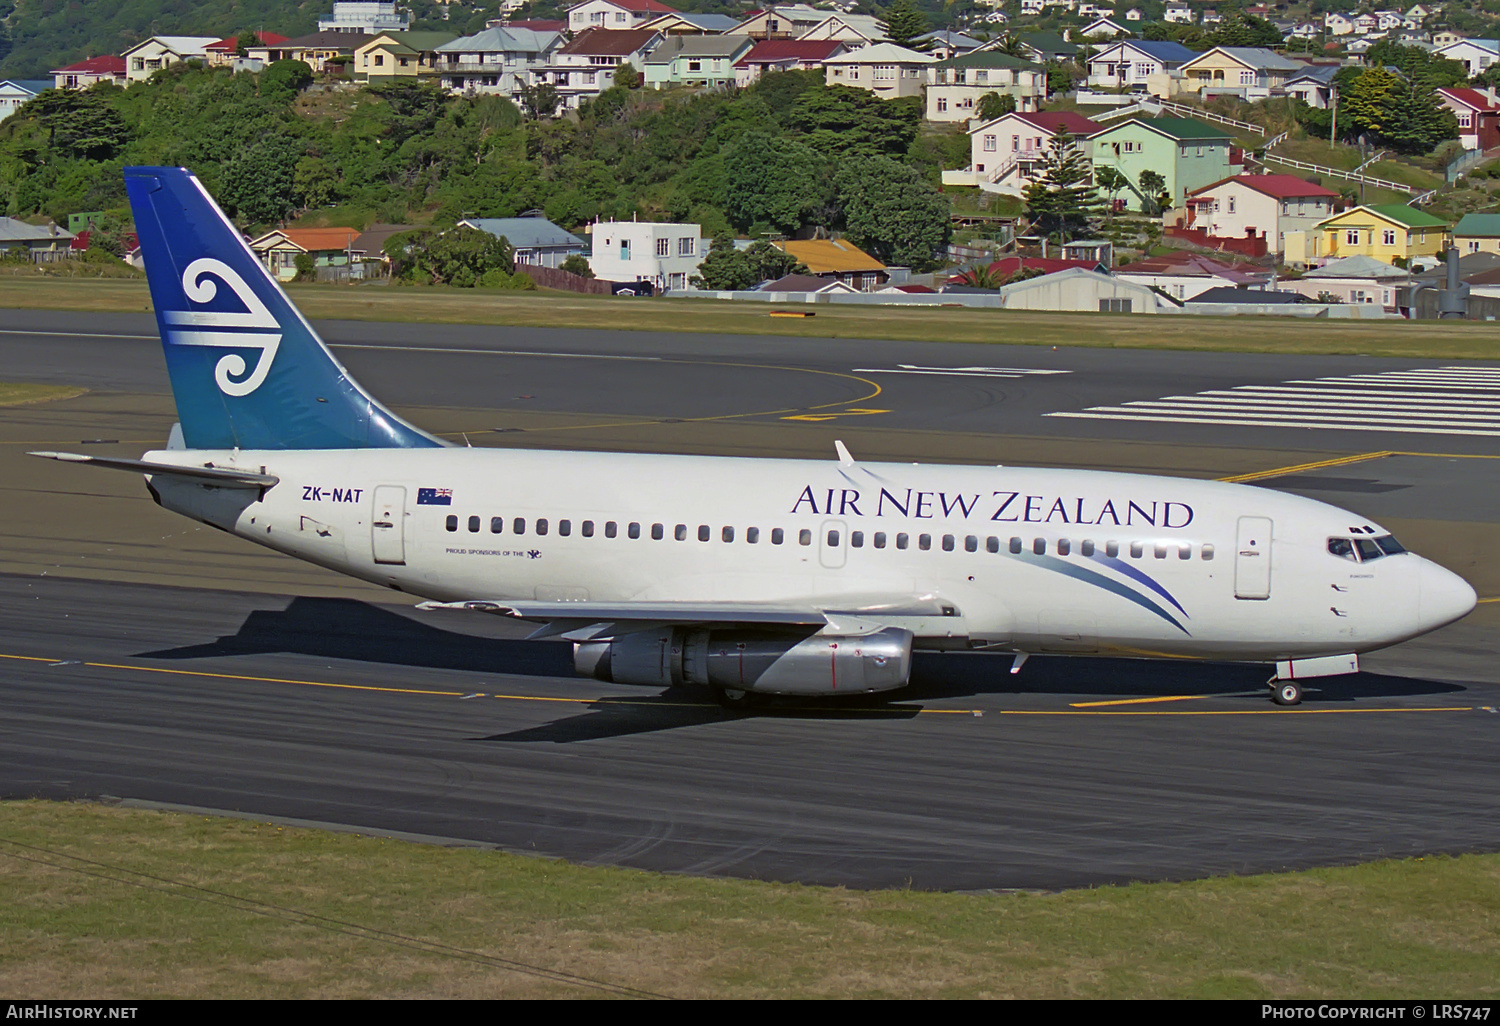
371, 486, 407, 565
1235, 516, 1272, 600
819, 519, 848, 569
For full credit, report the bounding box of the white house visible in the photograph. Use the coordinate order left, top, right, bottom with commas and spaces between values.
947, 109, 1102, 194
1080, 17, 1130, 39
319, 1, 410, 32
530, 27, 661, 110
997, 268, 1177, 313
1086, 39, 1197, 92
824, 42, 933, 100
0, 80, 50, 121
588, 219, 703, 291
1436, 39, 1500, 78
121, 36, 219, 83
459, 216, 588, 268
798, 13, 888, 44
926, 50, 1045, 120
1325, 13, 1354, 36
436, 26, 565, 96
1164, 3, 1195, 24
1183, 173, 1340, 256
567, 0, 679, 33
51, 56, 127, 90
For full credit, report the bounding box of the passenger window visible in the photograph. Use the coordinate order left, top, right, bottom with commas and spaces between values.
1130, 541, 1143, 558
799, 529, 812, 546
1057, 538, 1070, 556
558, 520, 571, 537
1033, 538, 1045, 555
513, 518, 526, 535
1179, 544, 1191, 560
446, 515, 457, 532
919, 534, 932, 551
851, 531, 863, 548
651, 523, 663, 540
697, 525, 709, 542
1201, 544, 1214, 560
605, 521, 617, 538
874, 532, 887, 549
1081, 539, 1095, 556
1154, 543, 1167, 559
772, 528, 784, 545
746, 527, 759, 544
627, 522, 640, 539
827, 529, 840, 546
490, 517, 503, 534
986, 536, 999, 553
941, 535, 954, 552
582, 520, 594, 537
1328, 538, 1356, 561
675, 524, 687, 541
1010, 537, 1022, 554
897, 533, 909, 550
1106, 540, 1119, 558
722, 526, 734, 542
965, 535, 978, 552
536, 518, 548, 536
468, 515, 480, 533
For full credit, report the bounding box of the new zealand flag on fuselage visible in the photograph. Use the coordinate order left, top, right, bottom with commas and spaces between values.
417, 488, 453, 505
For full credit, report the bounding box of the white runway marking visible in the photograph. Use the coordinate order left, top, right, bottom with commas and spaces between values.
1046, 366, 1500, 438
853, 365, 1071, 378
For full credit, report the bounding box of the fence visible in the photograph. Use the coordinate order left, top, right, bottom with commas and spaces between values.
1164, 225, 1268, 258
515, 261, 612, 295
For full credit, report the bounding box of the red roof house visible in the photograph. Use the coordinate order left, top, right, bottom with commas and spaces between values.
733, 38, 847, 84
1436, 87, 1500, 152
51, 55, 126, 90
205, 32, 290, 66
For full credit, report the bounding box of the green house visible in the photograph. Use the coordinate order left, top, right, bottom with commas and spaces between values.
1087, 117, 1239, 212
642, 34, 754, 90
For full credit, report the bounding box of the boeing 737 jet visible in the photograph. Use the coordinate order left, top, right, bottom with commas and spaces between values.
33, 167, 1478, 707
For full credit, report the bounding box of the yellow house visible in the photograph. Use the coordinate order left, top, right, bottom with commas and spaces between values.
1174, 46, 1303, 100
1287, 204, 1449, 267
1453, 213, 1500, 256
353, 31, 456, 82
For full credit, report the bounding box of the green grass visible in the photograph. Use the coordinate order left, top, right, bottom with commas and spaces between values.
4, 276, 1500, 361
2, 800, 1498, 998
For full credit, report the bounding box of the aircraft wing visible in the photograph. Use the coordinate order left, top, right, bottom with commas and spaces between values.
29, 452, 279, 488
416, 596, 954, 640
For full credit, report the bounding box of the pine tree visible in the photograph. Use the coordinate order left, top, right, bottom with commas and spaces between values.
882, 0, 928, 49
1022, 131, 1103, 243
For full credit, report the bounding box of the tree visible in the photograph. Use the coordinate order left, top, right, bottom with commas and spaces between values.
1138, 169, 1166, 214
517, 80, 560, 121
881, 0, 928, 49
1342, 67, 1401, 140
220, 135, 301, 225
834, 155, 951, 269
259, 59, 313, 101
22, 87, 128, 160
977, 92, 1016, 120
1093, 165, 1126, 218
559, 254, 595, 278
398, 226, 514, 286
691, 233, 758, 290
1022, 131, 1103, 241
613, 62, 641, 90
744, 239, 808, 283
723, 132, 832, 234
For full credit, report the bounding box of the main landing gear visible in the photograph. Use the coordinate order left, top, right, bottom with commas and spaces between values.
1269, 678, 1302, 706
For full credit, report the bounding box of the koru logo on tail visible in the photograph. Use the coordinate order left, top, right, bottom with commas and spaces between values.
161, 258, 282, 396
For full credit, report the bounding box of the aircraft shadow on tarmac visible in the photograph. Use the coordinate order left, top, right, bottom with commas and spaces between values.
133, 597, 1472, 741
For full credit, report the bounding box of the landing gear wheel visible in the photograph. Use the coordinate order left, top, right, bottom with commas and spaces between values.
1271, 680, 1302, 706
712, 686, 762, 711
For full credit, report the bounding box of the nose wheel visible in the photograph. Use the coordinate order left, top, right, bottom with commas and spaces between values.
1270, 679, 1302, 706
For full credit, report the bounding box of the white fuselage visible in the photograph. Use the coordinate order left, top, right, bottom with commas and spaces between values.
142, 446, 1476, 664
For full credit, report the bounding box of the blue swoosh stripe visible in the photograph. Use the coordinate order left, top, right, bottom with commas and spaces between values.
1088, 553, 1189, 617
1017, 552, 1191, 635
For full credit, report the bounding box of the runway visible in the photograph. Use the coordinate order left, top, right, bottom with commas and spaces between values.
2, 309, 1498, 890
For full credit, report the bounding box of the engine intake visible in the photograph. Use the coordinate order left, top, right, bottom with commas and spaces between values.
574, 627, 913, 696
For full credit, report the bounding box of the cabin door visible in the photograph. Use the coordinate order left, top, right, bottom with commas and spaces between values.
1234, 516, 1272, 600
371, 486, 407, 565
819, 519, 848, 569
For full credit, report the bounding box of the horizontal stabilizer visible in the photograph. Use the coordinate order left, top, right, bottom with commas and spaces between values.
29, 452, 279, 488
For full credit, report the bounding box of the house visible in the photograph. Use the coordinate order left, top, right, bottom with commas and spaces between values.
1278, 255, 1409, 312
1164, 3, 1195, 24
349, 223, 418, 274
250, 227, 365, 281
949, 110, 1101, 195
1086, 40, 1197, 93
1183, 174, 1339, 257
0, 217, 74, 261
1020, 0, 1045, 15
532, 28, 662, 110
0, 80, 51, 121
1325, 13, 1355, 36
732, 39, 846, 86
1431, 30, 1467, 48
588, 219, 703, 291
946, 256, 1109, 285
913, 31, 984, 61
1436, 87, 1500, 151
1080, 17, 1130, 39
459, 216, 589, 267
121, 37, 219, 84
1283, 64, 1340, 109
1285, 204, 1450, 268
435, 25, 565, 97
996, 267, 1177, 313
248, 32, 376, 73
823, 43, 934, 100
1200, 8, 1224, 26
1352, 13, 1379, 35
1407, 5, 1433, 21
51, 56, 127, 90
353, 32, 458, 81
734, 4, 828, 39
770, 237, 888, 290
568, 0, 679, 33
1113, 251, 1271, 301
926, 50, 1046, 121
1289, 22, 1319, 39
1175, 46, 1304, 101
320, 1, 410, 33
203, 33, 289, 68
644, 33, 756, 89
799, 13, 888, 45
759, 273, 862, 294
1012, 31, 1077, 65
1435, 39, 1500, 78
1089, 117, 1241, 211
640, 12, 742, 35
1452, 213, 1500, 255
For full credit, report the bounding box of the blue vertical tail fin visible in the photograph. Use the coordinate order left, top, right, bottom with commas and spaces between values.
124, 166, 445, 450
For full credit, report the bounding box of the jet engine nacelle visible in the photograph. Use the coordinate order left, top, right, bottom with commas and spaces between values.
574, 627, 914, 696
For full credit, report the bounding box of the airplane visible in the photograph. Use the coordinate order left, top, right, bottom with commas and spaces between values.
32, 167, 1478, 709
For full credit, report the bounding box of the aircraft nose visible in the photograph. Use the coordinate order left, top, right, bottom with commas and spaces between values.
1418, 558, 1477, 633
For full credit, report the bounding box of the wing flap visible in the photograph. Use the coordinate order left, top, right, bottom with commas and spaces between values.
29, 452, 279, 488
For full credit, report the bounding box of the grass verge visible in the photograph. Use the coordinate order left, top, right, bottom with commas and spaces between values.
4, 277, 1500, 361
3, 800, 1498, 998
0, 383, 87, 406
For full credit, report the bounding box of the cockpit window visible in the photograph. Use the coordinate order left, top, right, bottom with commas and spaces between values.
1330, 534, 1407, 562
